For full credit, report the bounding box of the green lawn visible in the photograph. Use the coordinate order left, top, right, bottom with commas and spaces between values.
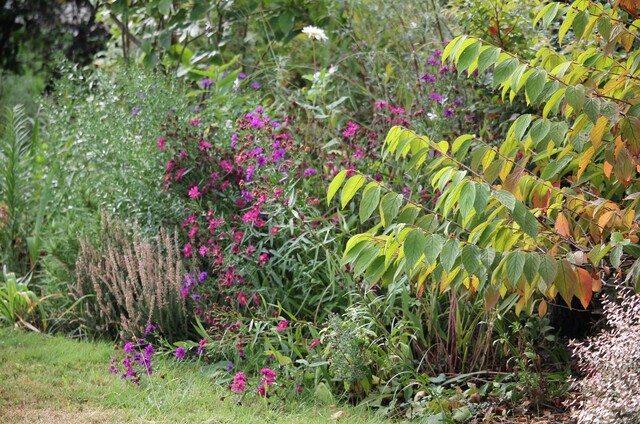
0, 330, 381, 423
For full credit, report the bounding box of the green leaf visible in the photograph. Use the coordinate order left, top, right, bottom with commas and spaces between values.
327, 170, 347, 205
525, 70, 547, 104
397, 204, 420, 224
158, 0, 171, 15
493, 189, 516, 211
565, 85, 586, 112
461, 245, 481, 275
278, 12, 295, 34
529, 119, 551, 145
542, 2, 560, 28
474, 183, 490, 216
354, 245, 380, 277
442, 36, 467, 63
505, 251, 526, 287
572, 11, 589, 40
539, 155, 572, 181
512, 201, 539, 238
538, 254, 558, 285
477, 46, 501, 74
555, 260, 577, 306
341, 175, 365, 209
513, 114, 532, 142
611, 244, 623, 269
359, 183, 381, 223
458, 181, 476, 218
523, 253, 540, 284
440, 239, 460, 273
493, 58, 518, 87
457, 41, 481, 73
424, 234, 445, 266
584, 98, 601, 123
404, 230, 427, 272
379, 193, 403, 227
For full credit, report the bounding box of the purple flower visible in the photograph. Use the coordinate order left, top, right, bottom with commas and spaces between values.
273, 148, 285, 162
191, 293, 201, 301
201, 77, 212, 87
231, 133, 238, 148
131, 106, 140, 116
145, 323, 157, 335
241, 190, 253, 202
419, 73, 437, 83
443, 108, 455, 118
175, 346, 186, 359
226, 362, 234, 371
429, 93, 443, 102
198, 272, 207, 283
427, 57, 439, 65
303, 168, 317, 177
251, 82, 260, 90
256, 155, 267, 166
238, 72, 246, 79
124, 342, 135, 353
453, 99, 463, 107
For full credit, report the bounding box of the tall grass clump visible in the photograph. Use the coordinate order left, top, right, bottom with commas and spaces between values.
74, 212, 190, 340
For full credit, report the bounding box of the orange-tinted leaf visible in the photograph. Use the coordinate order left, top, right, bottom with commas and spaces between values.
592, 274, 603, 292
484, 285, 501, 311
621, 33, 634, 51
532, 185, 551, 211
598, 210, 616, 233
614, 148, 635, 187
615, 0, 640, 18
538, 299, 548, 317
604, 160, 613, 178
555, 212, 571, 237
575, 267, 593, 309
578, 146, 596, 180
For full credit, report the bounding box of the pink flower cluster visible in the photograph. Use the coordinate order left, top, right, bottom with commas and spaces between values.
231, 371, 247, 393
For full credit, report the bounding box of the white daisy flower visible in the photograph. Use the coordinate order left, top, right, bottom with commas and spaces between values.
302, 26, 328, 41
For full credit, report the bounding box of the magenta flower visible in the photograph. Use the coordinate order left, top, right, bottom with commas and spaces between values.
308, 338, 320, 350
237, 292, 248, 306
197, 338, 207, 355
188, 185, 201, 199
257, 385, 267, 397
231, 372, 247, 393
182, 243, 192, 258
276, 320, 289, 332
429, 93, 443, 102
260, 368, 276, 386
157, 136, 165, 151
175, 346, 186, 359
342, 121, 360, 137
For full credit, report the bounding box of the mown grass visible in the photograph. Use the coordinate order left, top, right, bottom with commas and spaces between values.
0, 330, 383, 423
